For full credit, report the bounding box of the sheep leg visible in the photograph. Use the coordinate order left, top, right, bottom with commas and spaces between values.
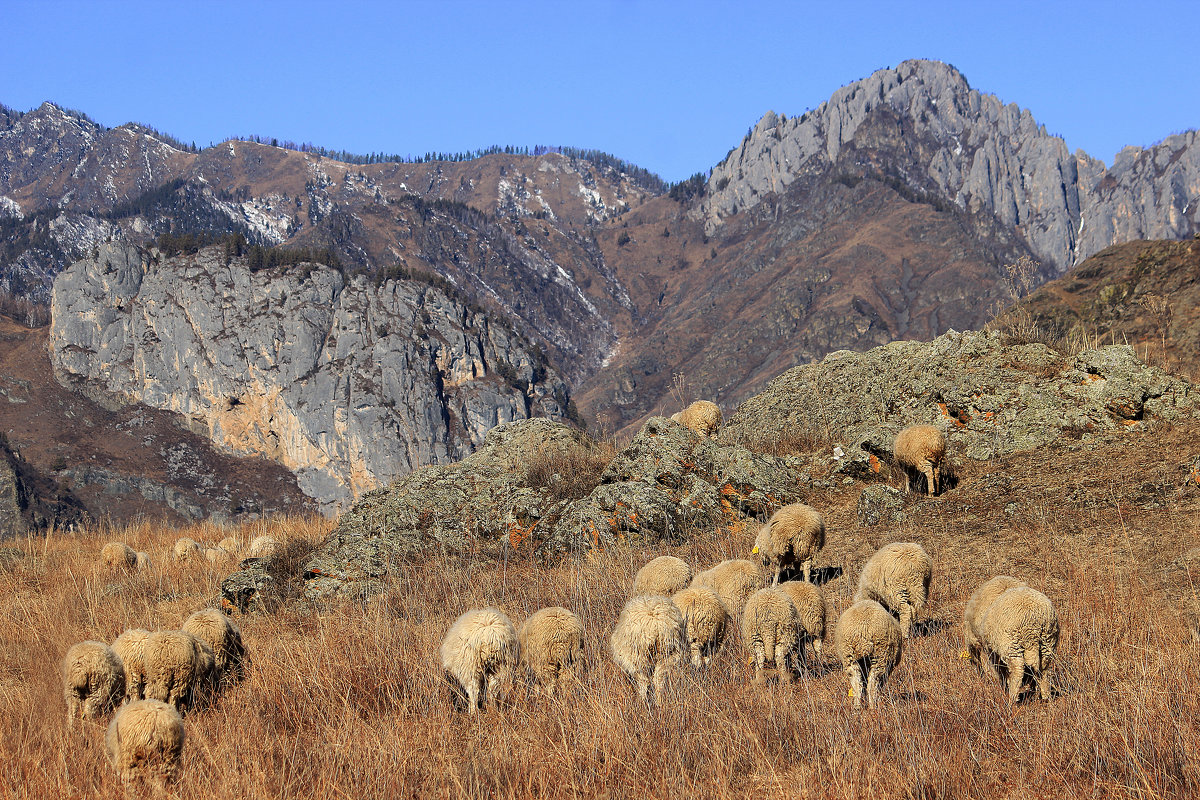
921, 461, 937, 495
932, 463, 942, 494
635, 673, 652, 705
1004, 656, 1026, 703
1033, 668, 1052, 702
466, 677, 482, 714
899, 604, 915, 638
772, 568, 782, 587
652, 659, 672, 704
866, 660, 888, 709
802, 558, 812, 583
845, 662, 864, 709
753, 642, 768, 684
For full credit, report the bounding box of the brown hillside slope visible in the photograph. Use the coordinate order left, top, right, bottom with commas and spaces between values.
994, 237, 1200, 380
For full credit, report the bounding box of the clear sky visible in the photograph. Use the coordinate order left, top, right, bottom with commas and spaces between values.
2, 0, 1196, 183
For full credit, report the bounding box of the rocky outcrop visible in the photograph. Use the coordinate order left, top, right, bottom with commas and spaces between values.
702, 60, 1199, 273
721, 329, 1199, 462
50, 242, 573, 513
302, 416, 808, 600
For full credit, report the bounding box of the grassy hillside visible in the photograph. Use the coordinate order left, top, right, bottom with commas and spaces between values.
1, 420, 1198, 798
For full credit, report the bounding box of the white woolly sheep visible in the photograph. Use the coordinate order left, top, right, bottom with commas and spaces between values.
100, 542, 137, 571
518, 607, 584, 697
633, 555, 693, 597
835, 599, 904, 709
777, 580, 828, 671
671, 585, 729, 668
172, 538, 201, 562
181, 609, 246, 687
741, 588, 800, 684
962, 575, 1027, 666
670, 400, 723, 438
104, 699, 185, 790
893, 424, 948, 495
610, 595, 685, 705
247, 535, 282, 559
203, 547, 232, 565
217, 536, 240, 554
754, 503, 826, 584
977, 587, 1059, 702
135, 551, 152, 572
855, 542, 933, 638
692, 559, 766, 620
441, 608, 519, 713
111, 628, 152, 701
62, 640, 125, 724
143, 630, 209, 713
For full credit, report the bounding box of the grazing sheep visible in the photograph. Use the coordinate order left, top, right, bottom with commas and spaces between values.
692, 559, 766, 619
246, 535, 282, 559
835, 599, 904, 709
100, 542, 137, 571
777, 580, 828, 671
855, 542, 933, 638
440, 608, 519, 713
111, 628, 152, 701
962, 576, 1027, 665
610, 595, 685, 705
172, 538, 201, 563
62, 641, 125, 724
143, 630, 207, 713
893, 424, 948, 495
742, 588, 800, 684
217, 537, 240, 554
135, 551, 152, 572
203, 547, 231, 565
670, 400, 722, 438
104, 699, 185, 790
633, 556, 693, 597
977, 587, 1059, 702
518, 607, 584, 697
754, 503, 826, 584
181, 609, 246, 687
671, 585, 729, 668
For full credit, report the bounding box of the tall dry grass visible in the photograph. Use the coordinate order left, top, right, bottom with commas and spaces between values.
2, 433, 1199, 799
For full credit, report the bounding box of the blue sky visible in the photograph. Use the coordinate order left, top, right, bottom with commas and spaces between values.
2, 0, 1196, 182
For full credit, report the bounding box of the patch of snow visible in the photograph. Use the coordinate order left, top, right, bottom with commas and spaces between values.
0, 196, 22, 219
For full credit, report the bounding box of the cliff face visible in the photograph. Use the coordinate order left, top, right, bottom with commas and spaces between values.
50, 243, 573, 513
702, 60, 1199, 273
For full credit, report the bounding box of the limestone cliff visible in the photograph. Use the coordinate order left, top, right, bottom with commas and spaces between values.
50, 242, 574, 513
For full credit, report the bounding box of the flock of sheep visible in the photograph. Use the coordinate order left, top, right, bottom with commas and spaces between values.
61, 411, 1060, 789
61, 535, 277, 789
440, 419, 1060, 715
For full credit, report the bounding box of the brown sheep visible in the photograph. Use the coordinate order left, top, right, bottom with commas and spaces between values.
893, 424, 948, 495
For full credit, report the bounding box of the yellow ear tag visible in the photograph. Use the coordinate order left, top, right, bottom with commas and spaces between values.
752, 545, 759, 554
958, 651, 971, 659
847, 688, 854, 697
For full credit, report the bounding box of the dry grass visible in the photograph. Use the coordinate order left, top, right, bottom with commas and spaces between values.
2, 425, 1200, 799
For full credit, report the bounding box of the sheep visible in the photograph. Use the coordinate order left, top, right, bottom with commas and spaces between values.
893, 424, 948, 495
246, 535, 282, 559
671, 585, 729, 668
691, 559, 766, 620
610, 595, 685, 705
100, 542, 137, 571
777, 580, 828, 672
633, 555, 693, 597
104, 699, 185, 791
962, 575, 1027, 666
111, 628, 152, 701
855, 542, 933, 638
143, 630, 209, 713
754, 503, 826, 584
518, 606, 584, 697
217, 536, 240, 554
203, 547, 232, 565
62, 640, 125, 725
181, 609, 247, 687
135, 551, 152, 572
670, 400, 722, 438
172, 538, 201, 562
741, 588, 800, 684
977, 587, 1059, 702
440, 608, 519, 713
834, 599, 904, 709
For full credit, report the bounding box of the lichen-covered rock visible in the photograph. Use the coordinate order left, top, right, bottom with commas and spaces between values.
723, 329, 1197, 464
219, 558, 279, 614
539, 417, 806, 556
856, 485, 906, 527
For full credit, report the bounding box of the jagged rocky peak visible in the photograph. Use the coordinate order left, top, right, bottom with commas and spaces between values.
702, 59, 1199, 273
50, 242, 577, 515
